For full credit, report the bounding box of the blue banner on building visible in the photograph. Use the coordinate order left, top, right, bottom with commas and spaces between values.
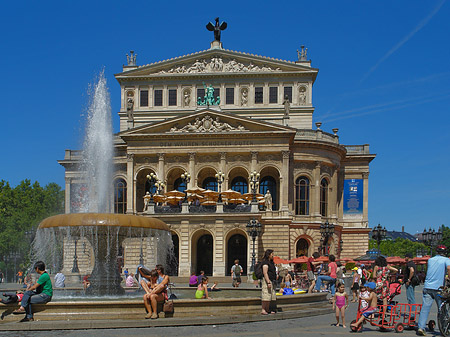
343, 179, 363, 217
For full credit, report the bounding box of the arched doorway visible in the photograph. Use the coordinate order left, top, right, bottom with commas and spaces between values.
196, 234, 213, 275
296, 238, 309, 257
226, 234, 247, 276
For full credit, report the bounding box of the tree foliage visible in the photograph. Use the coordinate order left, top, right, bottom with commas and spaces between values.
442, 225, 450, 251
0, 179, 64, 280
369, 238, 429, 257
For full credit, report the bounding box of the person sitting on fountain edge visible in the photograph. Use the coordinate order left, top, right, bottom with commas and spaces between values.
13, 261, 53, 322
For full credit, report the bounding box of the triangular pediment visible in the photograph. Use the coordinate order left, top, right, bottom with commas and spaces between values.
118, 109, 296, 139
115, 48, 317, 79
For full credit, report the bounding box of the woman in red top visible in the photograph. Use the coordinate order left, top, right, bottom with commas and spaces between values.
314, 255, 338, 295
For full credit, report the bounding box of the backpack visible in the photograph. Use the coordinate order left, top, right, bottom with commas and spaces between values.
254, 262, 263, 279
361, 269, 367, 284
234, 264, 241, 276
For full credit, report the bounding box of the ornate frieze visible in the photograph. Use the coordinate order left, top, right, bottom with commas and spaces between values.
168, 115, 249, 133
157, 57, 281, 74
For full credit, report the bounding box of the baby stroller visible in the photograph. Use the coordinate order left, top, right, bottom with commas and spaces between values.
378, 280, 402, 309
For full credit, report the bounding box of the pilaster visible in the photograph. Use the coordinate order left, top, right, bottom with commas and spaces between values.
126, 153, 134, 214
313, 161, 321, 217
280, 150, 290, 211
188, 152, 196, 189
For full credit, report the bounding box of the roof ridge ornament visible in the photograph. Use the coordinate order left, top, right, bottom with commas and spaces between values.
297, 45, 308, 62
126, 50, 137, 66
207, 17, 227, 49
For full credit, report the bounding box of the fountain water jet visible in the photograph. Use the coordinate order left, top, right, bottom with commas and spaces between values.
32, 71, 171, 295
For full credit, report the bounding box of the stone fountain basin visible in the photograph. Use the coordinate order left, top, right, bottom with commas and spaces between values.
0, 293, 329, 322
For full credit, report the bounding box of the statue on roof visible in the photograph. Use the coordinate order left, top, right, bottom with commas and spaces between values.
197, 82, 220, 106
297, 45, 308, 61
206, 17, 227, 42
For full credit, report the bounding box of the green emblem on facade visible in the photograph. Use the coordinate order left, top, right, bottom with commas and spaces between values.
197, 82, 220, 106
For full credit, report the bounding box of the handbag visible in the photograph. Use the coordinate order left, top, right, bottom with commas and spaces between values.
163, 300, 174, 314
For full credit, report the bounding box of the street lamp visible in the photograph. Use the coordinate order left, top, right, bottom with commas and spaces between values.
319, 221, 335, 256
155, 180, 165, 195
72, 238, 80, 273
215, 171, 225, 203
371, 224, 387, 256
246, 218, 262, 272
180, 171, 191, 203
146, 172, 158, 204
249, 171, 260, 203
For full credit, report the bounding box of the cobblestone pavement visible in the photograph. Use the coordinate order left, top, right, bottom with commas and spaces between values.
0, 285, 441, 337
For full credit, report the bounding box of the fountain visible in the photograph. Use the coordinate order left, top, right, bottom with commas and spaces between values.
32, 71, 171, 295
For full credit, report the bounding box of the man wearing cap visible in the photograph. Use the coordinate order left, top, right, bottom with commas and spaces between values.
403, 253, 417, 304
417, 245, 450, 336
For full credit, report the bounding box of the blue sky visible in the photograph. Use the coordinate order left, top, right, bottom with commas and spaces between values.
1, 1, 449, 235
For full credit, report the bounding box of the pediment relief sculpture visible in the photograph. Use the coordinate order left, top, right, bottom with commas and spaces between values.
168, 115, 249, 133
157, 57, 281, 74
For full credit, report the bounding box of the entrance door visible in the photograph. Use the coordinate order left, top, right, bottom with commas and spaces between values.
196, 234, 213, 275
296, 238, 309, 257
226, 234, 247, 276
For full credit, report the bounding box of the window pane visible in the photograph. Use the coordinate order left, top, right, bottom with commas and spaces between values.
154, 90, 163, 106
197, 88, 205, 101
231, 177, 248, 194
255, 87, 263, 104
295, 176, 309, 215
269, 87, 278, 104
140, 90, 148, 107
284, 86, 292, 103
202, 177, 218, 191
169, 89, 177, 106
226, 88, 234, 104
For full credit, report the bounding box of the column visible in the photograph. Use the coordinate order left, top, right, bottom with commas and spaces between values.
126, 153, 134, 214
213, 219, 225, 276
313, 161, 321, 217
157, 153, 165, 186
220, 152, 228, 188
362, 172, 369, 226
280, 150, 290, 211
179, 221, 191, 276
65, 177, 71, 214
330, 164, 339, 220
250, 151, 258, 172
188, 152, 196, 189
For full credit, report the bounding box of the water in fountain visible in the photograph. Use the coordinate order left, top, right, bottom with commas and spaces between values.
31, 71, 173, 296
79, 70, 113, 213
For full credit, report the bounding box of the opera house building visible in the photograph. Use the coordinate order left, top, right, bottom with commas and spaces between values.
59, 37, 375, 277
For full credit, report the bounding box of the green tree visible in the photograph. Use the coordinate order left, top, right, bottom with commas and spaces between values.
0, 179, 64, 281
442, 225, 450, 252
369, 238, 428, 257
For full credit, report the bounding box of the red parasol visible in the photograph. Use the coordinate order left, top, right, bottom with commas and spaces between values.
315, 256, 330, 263
413, 255, 431, 265
287, 256, 309, 264
273, 256, 290, 264
386, 256, 406, 264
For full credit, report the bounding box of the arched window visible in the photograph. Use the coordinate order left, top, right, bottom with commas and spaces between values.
231, 176, 248, 194
320, 178, 328, 216
174, 177, 186, 192
114, 178, 127, 214
295, 176, 310, 215
259, 176, 278, 210
202, 177, 218, 191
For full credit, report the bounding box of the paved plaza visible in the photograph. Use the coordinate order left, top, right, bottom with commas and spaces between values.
0, 284, 441, 337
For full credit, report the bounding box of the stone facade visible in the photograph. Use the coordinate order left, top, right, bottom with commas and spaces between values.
59, 41, 375, 277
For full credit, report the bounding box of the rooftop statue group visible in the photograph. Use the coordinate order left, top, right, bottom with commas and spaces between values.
197, 82, 220, 106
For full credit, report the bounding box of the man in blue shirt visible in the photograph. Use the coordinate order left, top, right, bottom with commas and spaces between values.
417, 245, 450, 336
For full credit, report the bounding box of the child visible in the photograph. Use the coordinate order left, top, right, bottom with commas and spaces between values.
351, 282, 378, 330
1, 291, 24, 304
333, 282, 349, 328
351, 267, 360, 302
195, 277, 211, 299
359, 284, 370, 310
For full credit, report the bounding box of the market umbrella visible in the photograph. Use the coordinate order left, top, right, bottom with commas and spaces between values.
185, 186, 206, 194
220, 189, 242, 199
165, 190, 185, 197
315, 256, 330, 263
287, 256, 309, 264
202, 190, 219, 199
241, 192, 264, 201
152, 194, 167, 203
166, 196, 183, 204
228, 198, 247, 204
200, 200, 217, 206
386, 256, 406, 264
187, 193, 205, 201
413, 255, 431, 265
273, 256, 290, 264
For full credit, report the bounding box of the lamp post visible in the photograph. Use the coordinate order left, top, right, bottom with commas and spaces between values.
146, 172, 157, 204
371, 224, 387, 256
180, 171, 191, 203
421, 227, 443, 255
155, 180, 165, 195
246, 218, 262, 272
215, 171, 225, 203
319, 221, 335, 256
249, 171, 260, 203
71, 238, 80, 273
